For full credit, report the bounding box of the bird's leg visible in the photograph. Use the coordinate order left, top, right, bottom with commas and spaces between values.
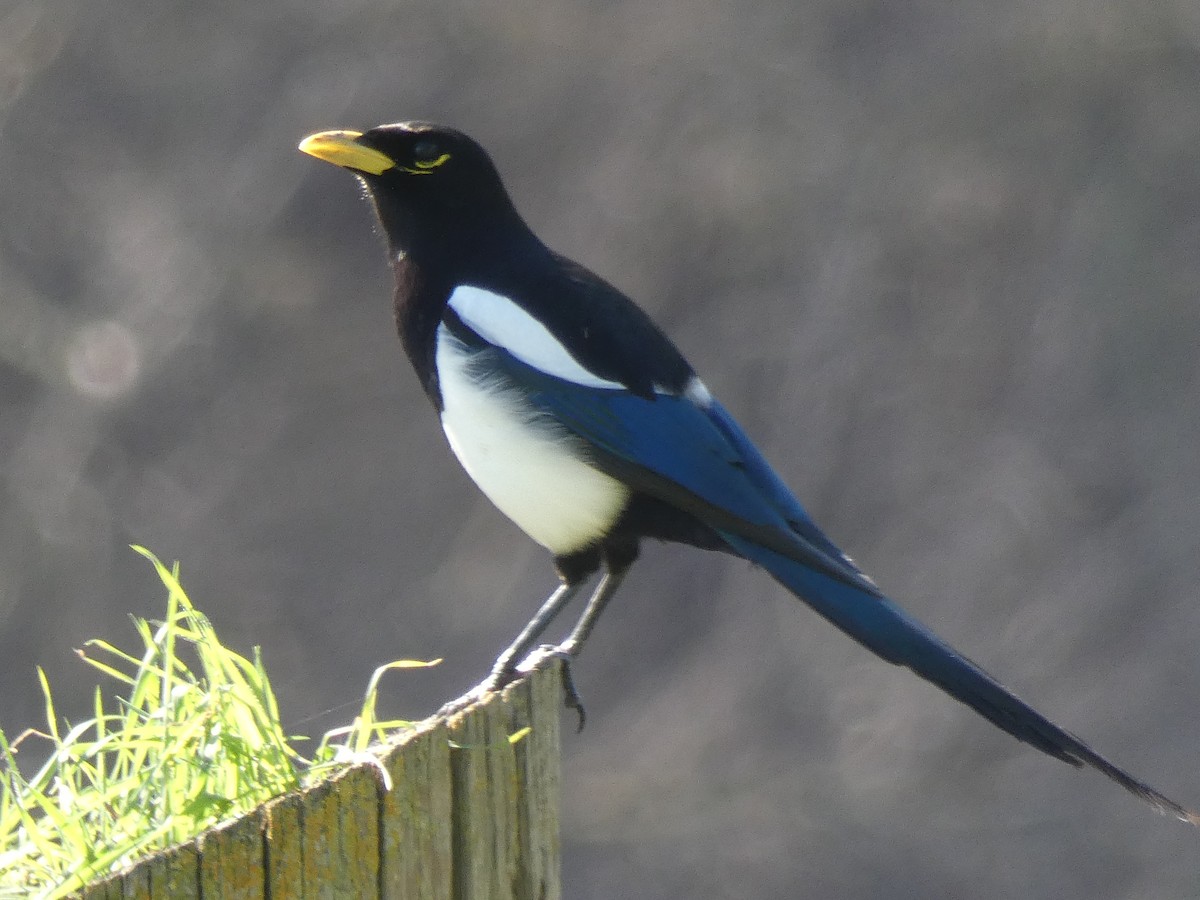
435, 578, 586, 720
489, 579, 587, 684
550, 559, 631, 659
516, 556, 633, 730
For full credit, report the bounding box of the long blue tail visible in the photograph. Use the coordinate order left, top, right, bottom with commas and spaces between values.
720, 531, 1197, 824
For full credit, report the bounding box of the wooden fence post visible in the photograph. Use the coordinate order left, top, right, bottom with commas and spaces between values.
75, 663, 563, 900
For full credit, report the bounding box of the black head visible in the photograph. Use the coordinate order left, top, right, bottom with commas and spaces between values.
299, 122, 532, 260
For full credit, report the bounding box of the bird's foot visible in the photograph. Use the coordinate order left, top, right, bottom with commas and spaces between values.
435, 642, 587, 729
434, 681, 495, 721
515, 642, 587, 732
433, 664, 518, 720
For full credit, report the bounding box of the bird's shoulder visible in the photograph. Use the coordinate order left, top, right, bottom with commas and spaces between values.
449, 250, 696, 398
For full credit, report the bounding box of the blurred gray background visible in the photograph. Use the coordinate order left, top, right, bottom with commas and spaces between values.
3, 0, 1200, 896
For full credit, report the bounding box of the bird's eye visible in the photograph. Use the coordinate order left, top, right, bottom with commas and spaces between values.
412, 140, 440, 162
406, 138, 453, 173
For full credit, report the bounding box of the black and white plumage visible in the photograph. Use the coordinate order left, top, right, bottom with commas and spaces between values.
437, 285, 631, 554
298, 122, 1197, 825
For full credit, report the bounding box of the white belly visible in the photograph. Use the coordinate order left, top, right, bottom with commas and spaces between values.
435, 327, 631, 555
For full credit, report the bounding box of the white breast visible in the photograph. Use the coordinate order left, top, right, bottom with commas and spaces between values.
435, 324, 631, 556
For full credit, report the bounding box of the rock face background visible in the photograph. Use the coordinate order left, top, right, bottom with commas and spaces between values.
3, 2, 1199, 896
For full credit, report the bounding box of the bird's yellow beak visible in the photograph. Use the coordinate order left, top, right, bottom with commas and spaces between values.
298, 130, 395, 176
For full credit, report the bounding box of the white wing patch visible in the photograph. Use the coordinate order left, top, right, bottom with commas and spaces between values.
683, 375, 714, 408
447, 285, 624, 390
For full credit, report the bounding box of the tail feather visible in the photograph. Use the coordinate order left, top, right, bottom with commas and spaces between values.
721, 531, 1199, 825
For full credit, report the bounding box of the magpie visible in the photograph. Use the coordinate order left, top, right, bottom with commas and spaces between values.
299, 122, 1196, 824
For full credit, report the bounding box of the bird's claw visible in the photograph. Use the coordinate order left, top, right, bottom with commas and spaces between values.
516, 642, 587, 731
435, 642, 587, 730
434, 682, 493, 720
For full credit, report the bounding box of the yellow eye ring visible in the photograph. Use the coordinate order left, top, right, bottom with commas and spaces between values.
413, 152, 453, 170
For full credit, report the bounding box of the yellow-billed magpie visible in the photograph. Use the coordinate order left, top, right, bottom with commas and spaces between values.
299, 122, 1195, 824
